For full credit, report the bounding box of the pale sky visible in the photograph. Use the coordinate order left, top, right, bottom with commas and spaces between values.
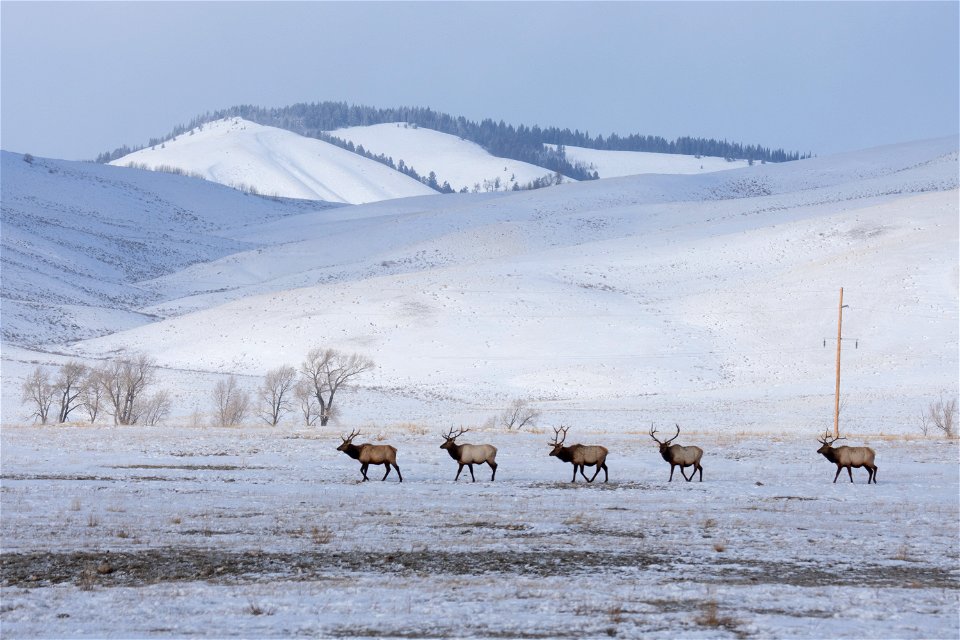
1, 1, 957, 161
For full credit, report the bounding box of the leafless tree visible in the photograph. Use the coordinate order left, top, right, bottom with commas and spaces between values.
300, 348, 374, 426
500, 398, 541, 430
258, 365, 297, 426
55, 361, 88, 423
927, 393, 958, 437
83, 368, 104, 423
212, 375, 250, 427
21, 366, 54, 424
141, 389, 173, 426
294, 379, 321, 426
98, 354, 157, 425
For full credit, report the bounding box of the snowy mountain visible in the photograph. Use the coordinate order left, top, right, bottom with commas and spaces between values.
4, 136, 955, 432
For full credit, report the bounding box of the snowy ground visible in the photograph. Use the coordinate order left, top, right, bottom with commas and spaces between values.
1, 424, 957, 638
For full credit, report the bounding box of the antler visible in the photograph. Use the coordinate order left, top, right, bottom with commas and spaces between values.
649, 423, 662, 444
649, 423, 680, 444
666, 424, 681, 444
549, 425, 569, 447
442, 426, 469, 440
818, 429, 846, 445
341, 428, 361, 443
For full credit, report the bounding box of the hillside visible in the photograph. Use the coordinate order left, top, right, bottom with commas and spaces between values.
329, 122, 563, 192
5, 137, 954, 432
0, 150, 337, 345
110, 118, 437, 204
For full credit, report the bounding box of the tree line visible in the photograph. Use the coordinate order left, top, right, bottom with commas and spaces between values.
20, 348, 374, 428
95, 102, 808, 174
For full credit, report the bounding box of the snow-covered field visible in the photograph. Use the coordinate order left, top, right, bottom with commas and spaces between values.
1, 425, 957, 638
2, 134, 958, 638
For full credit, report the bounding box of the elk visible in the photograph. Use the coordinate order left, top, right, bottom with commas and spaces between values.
649, 424, 703, 482
548, 426, 609, 483
336, 429, 402, 482
817, 430, 877, 484
440, 427, 498, 482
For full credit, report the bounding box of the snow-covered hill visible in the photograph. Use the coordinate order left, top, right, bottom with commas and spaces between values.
110, 118, 437, 204
108, 117, 770, 203
0, 151, 338, 345
554, 144, 753, 177
330, 122, 562, 192
5, 136, 955, 433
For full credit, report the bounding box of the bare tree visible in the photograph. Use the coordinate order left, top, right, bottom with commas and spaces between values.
21, 366, 54, 424
55, 361, 88, 423
927, 393, 958, 437
141, 389, 173, 426
294, 379, 321, 426
212, 375, 250, 427
258, 365, 297, 426
500, 398, 541, 430
300, 348, 374, 426
83, 368, 104, 423
98, 354, 156, 425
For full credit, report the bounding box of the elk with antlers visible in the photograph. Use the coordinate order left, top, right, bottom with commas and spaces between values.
336, 429, 402, 482
816, 431, 877, 483
439, 427, 498, 482
548, 426, 609, 483
649, 424, 703, 482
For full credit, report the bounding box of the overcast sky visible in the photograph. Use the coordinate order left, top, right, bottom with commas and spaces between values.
1, 1, 957, 161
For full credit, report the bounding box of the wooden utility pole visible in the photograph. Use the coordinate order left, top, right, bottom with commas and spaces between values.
833, 287, 846, 438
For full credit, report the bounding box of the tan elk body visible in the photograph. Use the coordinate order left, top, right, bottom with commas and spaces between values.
337, 429, 403, 482
649, 424, 703, 482
440, 427, 498, 481
548, 426, 609, 483
817, 431, 877, 483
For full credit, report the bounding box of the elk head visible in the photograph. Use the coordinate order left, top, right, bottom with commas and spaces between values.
337, 428, 361, 452
649, 423, 680, 453
548, 426, 570, 457
440, 426, 468, 450
817, 430, 846, 455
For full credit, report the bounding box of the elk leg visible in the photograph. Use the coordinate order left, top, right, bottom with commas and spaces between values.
489, 461, 497, 481
583, 465, 595, 483
455, 464, 464, 481
394, 464, 403, 483
571, 465, 578, 483
382, 464, 392, 481
668, 465, 675, 482
361, 464, 370, 481
832, 466, 841, 483
468, 464, 476, 483
599, 463, 608, 483
680, 466, 693, 482
847, 466, 854, 483
697, 463, 703, 482
588, 466, 601, 483
870, 466, 877, 484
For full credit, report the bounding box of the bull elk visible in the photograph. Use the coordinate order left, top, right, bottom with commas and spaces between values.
336, 429, 403, 482
817, 431, 877, 484
548, 426, 609, 483
649, 424, 703, 482
440, 427, 498, 482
